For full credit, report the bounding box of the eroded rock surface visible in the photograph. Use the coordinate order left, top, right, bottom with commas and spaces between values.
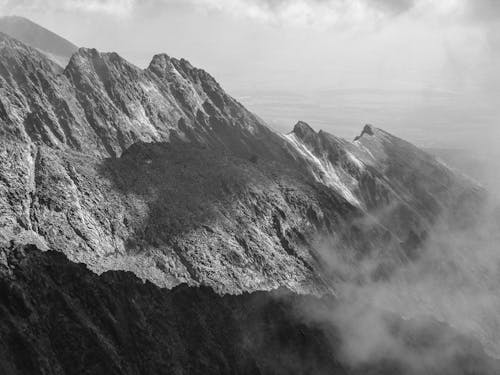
0, 32, 484, 293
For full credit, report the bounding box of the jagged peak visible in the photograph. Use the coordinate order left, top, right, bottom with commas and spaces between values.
291, 121, 316, 140
74, 47, 100, 58
354, 124, 376, 141
150, 53, 171, 64
70, 47, 124, 61
65, 47, 139, 73
177, 57, 195, 71
148, 54, 196, 71
147, 54, 200, 81
147, 53, 174, 76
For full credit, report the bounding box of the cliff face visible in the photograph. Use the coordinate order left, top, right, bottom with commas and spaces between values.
0, 32, 483, 294
1, 244, 498, 375
0, 245, 342, 375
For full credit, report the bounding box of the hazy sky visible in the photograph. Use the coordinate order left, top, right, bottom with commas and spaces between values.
0, 0, 499, 149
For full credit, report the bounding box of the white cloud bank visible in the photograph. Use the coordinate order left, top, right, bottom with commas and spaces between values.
1, 0, 498, 27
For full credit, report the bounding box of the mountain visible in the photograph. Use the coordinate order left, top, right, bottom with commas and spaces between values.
426, 147, 498, 192
0, 16, 77, 66
0, 20, 492, 374
0, 30, 482, 293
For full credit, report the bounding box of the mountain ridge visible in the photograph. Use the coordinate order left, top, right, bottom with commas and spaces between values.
0, 30, 483, 295
0, 18, 496, 374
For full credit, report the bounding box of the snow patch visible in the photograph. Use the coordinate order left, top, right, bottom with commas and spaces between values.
284, 133, 361, 207
346, 151, 365, 170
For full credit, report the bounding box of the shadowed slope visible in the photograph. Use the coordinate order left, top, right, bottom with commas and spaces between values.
0, 244, 498, 375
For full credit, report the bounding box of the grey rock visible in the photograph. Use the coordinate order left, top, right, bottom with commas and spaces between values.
0, 33, 484, 295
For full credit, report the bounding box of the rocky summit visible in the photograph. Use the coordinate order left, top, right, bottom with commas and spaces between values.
0, 22, 492, 374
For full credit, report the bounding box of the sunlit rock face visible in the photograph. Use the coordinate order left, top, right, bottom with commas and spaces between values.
0, 32, 483, 295
0, 33, 270, 157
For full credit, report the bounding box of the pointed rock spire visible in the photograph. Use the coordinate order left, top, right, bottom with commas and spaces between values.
147, 53, 173, 77
354, 124, 375, 141
292, 121, 316, 140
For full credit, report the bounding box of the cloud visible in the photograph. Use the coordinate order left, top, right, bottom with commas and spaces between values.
186, 0, 417, 27
306, 195, 500, 363
465, 0, 500, 23
176, 0, 500, 28
0, 0, 135, 16
1, 0, 498, 27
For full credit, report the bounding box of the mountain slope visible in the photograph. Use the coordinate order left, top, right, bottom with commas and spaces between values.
0, 16, 77, 66
0, 34, 275, 158
0, 31, 483, 294
0, 20, 495, 374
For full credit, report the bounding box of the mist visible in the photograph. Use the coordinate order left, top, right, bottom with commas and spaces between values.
296, 171, 500, 371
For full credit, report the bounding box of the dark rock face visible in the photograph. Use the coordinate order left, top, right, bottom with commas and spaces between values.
0, 245, 341, 375
0, 245, 498, 375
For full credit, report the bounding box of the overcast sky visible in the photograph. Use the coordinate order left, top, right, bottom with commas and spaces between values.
0, 0, 499, 149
